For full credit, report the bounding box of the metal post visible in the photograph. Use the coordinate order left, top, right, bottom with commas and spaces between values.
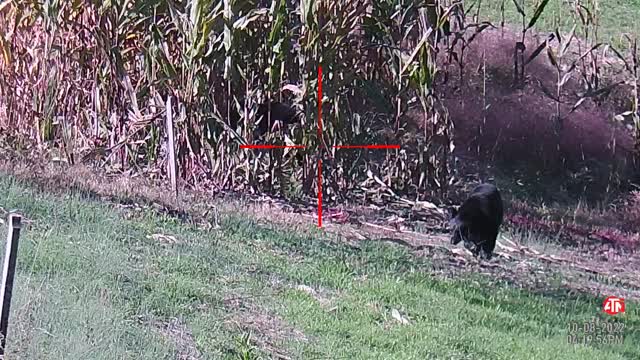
0, 214, 22, 357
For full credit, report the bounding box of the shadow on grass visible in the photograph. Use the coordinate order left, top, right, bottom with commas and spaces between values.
1, 170, 194, 222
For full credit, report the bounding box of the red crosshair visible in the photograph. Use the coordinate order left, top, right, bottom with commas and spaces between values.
242, 66, 400, 227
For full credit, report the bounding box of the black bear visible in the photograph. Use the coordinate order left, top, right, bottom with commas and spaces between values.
449, 183, 504, 260
225, 101, 300, 141
255, 101, 300, 137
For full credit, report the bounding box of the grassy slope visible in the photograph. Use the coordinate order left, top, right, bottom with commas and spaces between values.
0, 2, 638, 360
1, 174, 638, 359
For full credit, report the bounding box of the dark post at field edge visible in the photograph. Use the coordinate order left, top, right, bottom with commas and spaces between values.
0, 214, 22, 357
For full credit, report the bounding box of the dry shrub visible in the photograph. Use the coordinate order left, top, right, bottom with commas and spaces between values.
1, 0, 639, 208
619, 190, 640, 230
439, 28, 634, 174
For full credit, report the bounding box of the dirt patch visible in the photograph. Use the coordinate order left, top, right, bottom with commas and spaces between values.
223, 296, 307, 360
314, 214, 640, 301
147, 317, 202, 360
292, 284, 337, 310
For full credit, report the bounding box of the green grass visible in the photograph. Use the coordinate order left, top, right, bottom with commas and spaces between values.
0, 174, 638, 359
479, 0, 640, 45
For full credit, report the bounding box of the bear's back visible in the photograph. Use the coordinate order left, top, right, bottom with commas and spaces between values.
468, 183, 503, 226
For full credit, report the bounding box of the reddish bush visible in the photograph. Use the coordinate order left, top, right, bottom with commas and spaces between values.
422, 28, 635, 176
506, 211, 639, 251
591, 227, 640, 250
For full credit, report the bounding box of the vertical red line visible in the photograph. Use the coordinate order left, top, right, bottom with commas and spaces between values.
317, 159, 322, 227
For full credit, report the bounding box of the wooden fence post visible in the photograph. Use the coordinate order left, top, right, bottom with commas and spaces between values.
0, 213, 22, 358
165, 96, 178, 198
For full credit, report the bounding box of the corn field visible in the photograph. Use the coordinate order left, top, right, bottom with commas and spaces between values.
0, 0, 638, 203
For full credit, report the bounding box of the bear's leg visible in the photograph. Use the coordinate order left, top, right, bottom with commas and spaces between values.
478, 247, 493, 260
478, 232, 498, 260
463, 234, 482, 256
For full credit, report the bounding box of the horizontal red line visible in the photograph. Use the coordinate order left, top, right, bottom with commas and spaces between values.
240, 145, 306, 149
333, 145, 400, 149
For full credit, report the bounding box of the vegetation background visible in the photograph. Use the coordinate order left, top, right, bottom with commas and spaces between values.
0, 0, 640, 359
1, 0, 637, 204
